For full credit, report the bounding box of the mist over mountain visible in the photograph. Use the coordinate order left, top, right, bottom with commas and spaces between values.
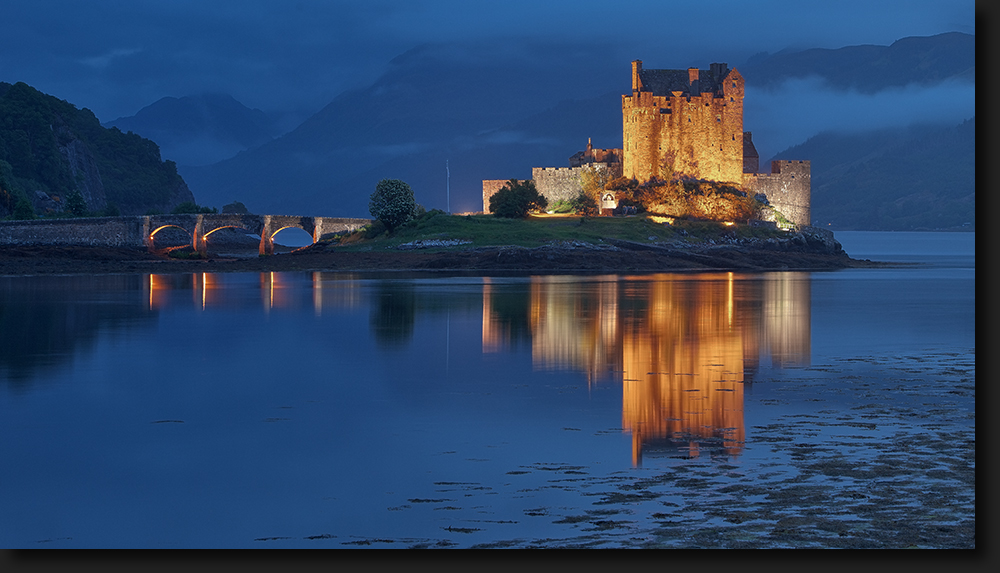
181, 42, 626, 216
737, 32, 974, 92
105, 94, 284, 167
771, 118, 974, 231
177, 33, 974, 228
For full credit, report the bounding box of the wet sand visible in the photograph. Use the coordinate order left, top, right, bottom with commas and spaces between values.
246, 349, 974, 549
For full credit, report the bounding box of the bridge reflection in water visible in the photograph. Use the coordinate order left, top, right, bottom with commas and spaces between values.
145, 271, 810, 465
146, 271, 364, 313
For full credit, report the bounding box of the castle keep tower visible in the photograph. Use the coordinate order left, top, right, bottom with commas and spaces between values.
622, 61, 745, 184
483, 59, 810, 227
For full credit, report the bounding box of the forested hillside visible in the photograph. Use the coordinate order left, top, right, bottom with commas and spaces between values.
0, 81, 194, 218
772, 118, 974, 230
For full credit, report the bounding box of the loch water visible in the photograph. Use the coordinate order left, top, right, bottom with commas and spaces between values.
0, 232, 975, 548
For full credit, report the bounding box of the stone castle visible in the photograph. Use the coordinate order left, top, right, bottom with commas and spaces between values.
483, 60, 811, 227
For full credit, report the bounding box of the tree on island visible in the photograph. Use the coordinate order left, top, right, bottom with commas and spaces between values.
490, 179, 547, 218
12, 196, 35, 220
65, 189, 88, 217
369, 178, 416, 232
572, 166, 614, 217
222, 201, 250, 214
171, 201, 217, 214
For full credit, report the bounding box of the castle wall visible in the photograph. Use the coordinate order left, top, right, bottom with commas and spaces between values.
482, 179, 523, 214
622, 64, 744, 184
743, 160, 811, 227
481, 61, 810, 226
532, 167, 585, 205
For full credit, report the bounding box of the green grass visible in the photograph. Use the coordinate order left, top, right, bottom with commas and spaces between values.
323, 211, 788, 251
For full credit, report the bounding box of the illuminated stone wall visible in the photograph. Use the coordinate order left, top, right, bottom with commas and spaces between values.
482, 179, 525, 214
532, 167, 585, 205
622, 61, 745, 184
481, 60, 811, 225
744, 160, 812, 227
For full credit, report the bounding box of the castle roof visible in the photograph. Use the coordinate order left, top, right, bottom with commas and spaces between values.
638, 63, 733, 96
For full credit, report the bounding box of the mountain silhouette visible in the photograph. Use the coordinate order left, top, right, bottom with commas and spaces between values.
174, 33, 973, 229
106, 93, 283, 166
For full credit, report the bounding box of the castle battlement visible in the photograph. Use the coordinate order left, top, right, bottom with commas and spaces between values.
623, 60, 745, 184
482, 60, 811, 226
534, 167, 579, 174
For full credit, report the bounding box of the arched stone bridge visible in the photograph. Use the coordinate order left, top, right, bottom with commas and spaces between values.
0, 213, 372, 255
146, 213, 372, 255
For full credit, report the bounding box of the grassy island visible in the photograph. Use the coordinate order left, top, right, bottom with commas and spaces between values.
0, 211, 875, 277
319, 210, 788, 252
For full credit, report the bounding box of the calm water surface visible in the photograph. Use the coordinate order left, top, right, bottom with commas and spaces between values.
0, 232, 974, 548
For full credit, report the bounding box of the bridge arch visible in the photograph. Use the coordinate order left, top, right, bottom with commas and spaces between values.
268, 225, 315, 248
148, 224, 194, 250
202, 225, 249, 239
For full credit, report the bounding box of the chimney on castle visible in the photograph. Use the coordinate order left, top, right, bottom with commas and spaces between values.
688, 67, 700, 94
632, 60, 643, 92
710, 62, 728, 80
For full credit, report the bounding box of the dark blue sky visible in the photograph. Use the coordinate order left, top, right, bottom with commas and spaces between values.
1, 0, 975, 126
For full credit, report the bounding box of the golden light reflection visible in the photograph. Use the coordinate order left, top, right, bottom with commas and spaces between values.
528, 276, 621, 384
146, 272, 222, 310
311, 272, 363, 314
260, 272, 275, 311
258, 272, 295, 311
648, 215, 675, 225
146, 271, 365, 313
481, 273, 811, 465
147, 273, 170, 310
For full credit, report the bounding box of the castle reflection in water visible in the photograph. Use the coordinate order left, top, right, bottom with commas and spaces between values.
483, 274, 810, 464
143, 271, 810, 465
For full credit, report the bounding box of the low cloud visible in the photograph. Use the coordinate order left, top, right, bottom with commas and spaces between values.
79, 48, 143, 69
745, 76, 975, 159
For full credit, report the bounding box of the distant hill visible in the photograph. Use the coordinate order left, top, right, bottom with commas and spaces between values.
180, 43, 625, 216
738, 32, 974, 92
771, 118, 974, 231
105, 94, 283, 166
181, 33, 974, 227
0, 81, 195, 217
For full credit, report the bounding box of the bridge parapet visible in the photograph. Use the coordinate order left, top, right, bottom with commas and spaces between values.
0, 216, 148, 248
1, 213, 372, 253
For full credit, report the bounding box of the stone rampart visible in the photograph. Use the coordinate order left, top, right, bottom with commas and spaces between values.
532, 167, 585, 205
482, 179, 525, 214
744, 160, 811, 227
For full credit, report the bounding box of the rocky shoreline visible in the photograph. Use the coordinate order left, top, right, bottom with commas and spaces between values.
0, 231, 890, 277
